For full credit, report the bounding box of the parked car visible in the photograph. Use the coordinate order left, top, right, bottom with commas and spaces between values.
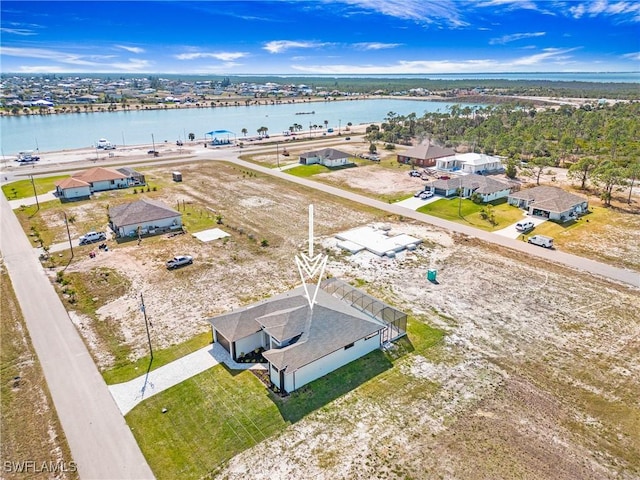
345, 137, 351, 140
409, 170, 421, 177
79, 231, 106, 245
420, 191, 434, 199
528, 235, 554, 249
438, 175, 450, 180
515, 220, 535, 232
414, 190, 424, 197
166, 255, 193, 269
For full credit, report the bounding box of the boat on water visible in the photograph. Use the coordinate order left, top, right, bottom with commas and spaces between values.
16, 150, 40, 163
295, 111, 315, 115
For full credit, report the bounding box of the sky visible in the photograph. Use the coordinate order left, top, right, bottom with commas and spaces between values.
1, 0, 639, 75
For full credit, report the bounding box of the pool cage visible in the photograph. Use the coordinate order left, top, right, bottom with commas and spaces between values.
321, 278, 407, 343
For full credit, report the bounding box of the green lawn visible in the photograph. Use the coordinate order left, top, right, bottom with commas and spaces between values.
2, 175, 67, 200
417, 197, 525, 231
125, 317, 444, 479
285, 164, 333, 177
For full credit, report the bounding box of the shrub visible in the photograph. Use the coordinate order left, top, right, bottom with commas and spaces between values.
261, 239, 269, 247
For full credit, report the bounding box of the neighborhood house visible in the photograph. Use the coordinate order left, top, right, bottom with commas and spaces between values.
55, 166, 146, 200
508, 186, 589, 221
299, 148, 354, 167
435, 152, 504, 174
207, 278, 407, 394
108, 199, 182, 237
426, 174, 514, 203
396, 142, 455, 167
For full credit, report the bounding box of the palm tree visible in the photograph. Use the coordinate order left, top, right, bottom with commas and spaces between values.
324, 120, 329, 129
241, 128, 248, 137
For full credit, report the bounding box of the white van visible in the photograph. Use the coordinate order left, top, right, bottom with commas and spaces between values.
515, 220, 535, 232
528, 235, 554, 249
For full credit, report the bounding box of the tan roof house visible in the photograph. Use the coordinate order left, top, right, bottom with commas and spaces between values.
55, 166, 146, 200
396, 142, 455, 167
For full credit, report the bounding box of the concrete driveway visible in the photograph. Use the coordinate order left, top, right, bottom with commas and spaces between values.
395, 194, 441, 210
493, 215, 548, 239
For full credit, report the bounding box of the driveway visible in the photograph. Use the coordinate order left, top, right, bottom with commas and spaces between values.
395, 194, 441, 210
493, 215, 548, 239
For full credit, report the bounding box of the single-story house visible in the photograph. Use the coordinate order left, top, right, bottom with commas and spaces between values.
299, 148, 354, 167
426, 174, 513, 202
436, 153, 504, 174
508, 186, 589, 221
54, 177, 92, 200
55, 167, 146, 200
109, 199, 182, 237
207, 278, 407, 394
396, 142, 454, 167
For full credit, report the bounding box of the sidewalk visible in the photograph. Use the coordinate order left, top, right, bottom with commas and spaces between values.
108, 342, 267, 415
8, 190, 57, 209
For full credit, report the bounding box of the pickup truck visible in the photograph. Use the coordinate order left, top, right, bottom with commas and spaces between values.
166, 255, 193, 269
79, 231, 106, 245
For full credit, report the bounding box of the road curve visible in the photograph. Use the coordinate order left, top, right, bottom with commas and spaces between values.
0, 194, 155, 479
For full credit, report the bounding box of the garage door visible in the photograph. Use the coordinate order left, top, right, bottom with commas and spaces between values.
217, 332, 231, 353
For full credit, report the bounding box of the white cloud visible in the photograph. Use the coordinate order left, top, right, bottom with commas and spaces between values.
338, 0, 468, 27
175, 51, 247, 61
621, 51, 640, 61
489, 32, 545, 45
291, 48, 583, 74
0, 27, 37, 36
115, 45, 145, 54
353, 42, 402, 50
263, 40, 327, 53
568, 0, 640, 21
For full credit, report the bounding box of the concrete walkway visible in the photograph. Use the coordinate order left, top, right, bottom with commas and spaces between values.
109, 343, 267, 415
8, 190, 57, 208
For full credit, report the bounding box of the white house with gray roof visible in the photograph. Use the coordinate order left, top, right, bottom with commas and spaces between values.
508, 186, 588, 221
299, 148, 353, 167
207, 278, 406, 394
109, 199, 182, 237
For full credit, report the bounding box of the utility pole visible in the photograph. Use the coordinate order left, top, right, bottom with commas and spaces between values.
276, 142, 280, 170
151, 133, 156, 153
29, 175, 39, 211
63, 212, 74, 258
140, 293, 153, 360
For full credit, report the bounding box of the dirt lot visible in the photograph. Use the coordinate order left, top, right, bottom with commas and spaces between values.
21, 151, 640, 479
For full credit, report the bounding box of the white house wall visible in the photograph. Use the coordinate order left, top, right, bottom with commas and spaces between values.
481, 189, 511, 202
91, 179, 129, 192
118, 216, 182, 236
283, 333, 381, 392
61, 186, 91, 199
235, 331, 264, 358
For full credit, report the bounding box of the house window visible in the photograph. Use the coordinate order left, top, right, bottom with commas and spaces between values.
344, 342, 354, 350
271, 364, 279, 373
365, 332, 378, 340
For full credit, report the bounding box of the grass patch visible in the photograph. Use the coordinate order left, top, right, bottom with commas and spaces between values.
0, 270, 77, 477
176, 202, 218, 233
285, 164, 331, 177
103, 331, 212, 384
418, 197, 525, 231
2, 175, 67, 200
127, 366, 287, 480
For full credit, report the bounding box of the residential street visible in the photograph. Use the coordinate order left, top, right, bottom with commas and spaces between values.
0, 194, 154, 479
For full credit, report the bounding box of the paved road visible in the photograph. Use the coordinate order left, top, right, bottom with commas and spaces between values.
212, 150, 640, 288
0, 195, 154, 479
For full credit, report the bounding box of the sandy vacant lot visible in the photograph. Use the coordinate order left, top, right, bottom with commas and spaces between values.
42, 155, 639, 479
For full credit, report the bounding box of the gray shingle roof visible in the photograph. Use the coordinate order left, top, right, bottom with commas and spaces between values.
207, 285, 385, 372
300, 148, 351, 161
109, 199, 181, 227
508, 186, 587, 213
427, 174, 512, 194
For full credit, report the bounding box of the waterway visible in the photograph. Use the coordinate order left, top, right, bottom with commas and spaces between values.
0, 98, 474, 156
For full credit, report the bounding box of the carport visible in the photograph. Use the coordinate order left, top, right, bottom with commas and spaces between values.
205, 129, 236, 145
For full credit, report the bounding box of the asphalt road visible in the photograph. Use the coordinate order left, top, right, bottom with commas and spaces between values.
0, 194, 154, 479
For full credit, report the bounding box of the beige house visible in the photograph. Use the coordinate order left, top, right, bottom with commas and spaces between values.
508, 186, 588, 221
396, 142, 454, 167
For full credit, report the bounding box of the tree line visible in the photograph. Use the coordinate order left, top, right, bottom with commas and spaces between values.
365, 101, 639, 206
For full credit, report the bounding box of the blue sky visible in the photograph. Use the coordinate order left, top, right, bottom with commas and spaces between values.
1, 0, 639, 74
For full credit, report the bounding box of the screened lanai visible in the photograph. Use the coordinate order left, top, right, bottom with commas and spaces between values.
321, 278, 407, 343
